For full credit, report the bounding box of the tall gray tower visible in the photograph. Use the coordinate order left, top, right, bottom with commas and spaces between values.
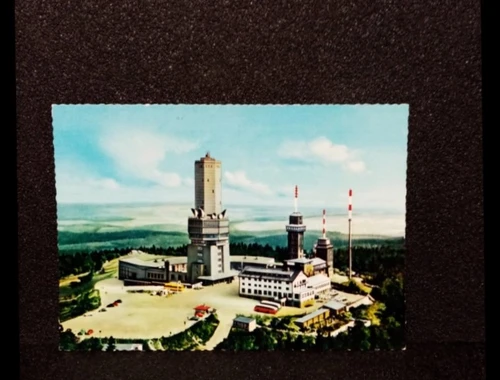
187, 153, 234, 284
286, 186, 306, 260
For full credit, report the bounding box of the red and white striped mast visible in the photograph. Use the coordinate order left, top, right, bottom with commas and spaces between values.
294, 185, 298, 212
348, 189, 353, 279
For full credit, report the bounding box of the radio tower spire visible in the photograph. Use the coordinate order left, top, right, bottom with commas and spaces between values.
294, 185, 298, 213
322, 209, 326, 238
348, 189, 353, 280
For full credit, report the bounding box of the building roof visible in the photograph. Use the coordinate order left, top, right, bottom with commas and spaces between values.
194, 305, 211, 311
239, 266, 304, 282
234, 316, 255, 324
197, 270, 239, 281
307, 274, 331, 287
120, 257, 166, 269
120, 254, 187, 267
323, 300, 346, 311
294, 308, 329, 324
310, 257, 326, 266
285, 257, 326, 267
314, 237, 332, 246
231, 256, 276, 266
164, 257, 188, 265
286, 257, 312, 265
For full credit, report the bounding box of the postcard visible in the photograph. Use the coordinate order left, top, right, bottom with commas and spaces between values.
55, 104, 407, 351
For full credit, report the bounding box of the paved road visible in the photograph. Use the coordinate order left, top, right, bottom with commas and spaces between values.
199, 314, 234, 351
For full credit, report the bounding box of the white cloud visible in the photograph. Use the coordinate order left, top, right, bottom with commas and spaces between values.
224, 171, 273, 196
344, 160, 366, 173
278, 136, 366, 173
99, 128, 197, 187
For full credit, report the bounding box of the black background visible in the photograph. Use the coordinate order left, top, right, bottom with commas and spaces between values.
17, 1, 484, 379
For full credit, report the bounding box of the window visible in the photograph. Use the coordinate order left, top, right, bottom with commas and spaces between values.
241, 288, 245, 293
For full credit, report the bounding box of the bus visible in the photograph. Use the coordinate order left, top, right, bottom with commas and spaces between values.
261, 300, 282, 310
254, 303, 279, 315
164, 282, 185, 292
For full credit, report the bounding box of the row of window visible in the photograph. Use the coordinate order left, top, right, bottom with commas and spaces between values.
241, 288, 293, 298
119, 268, 134, 278
147, 273, 165, 280
242, 278, 284, 284
241, 283, 290, 291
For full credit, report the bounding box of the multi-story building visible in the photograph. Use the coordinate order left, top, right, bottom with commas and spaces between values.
238, 266, 315, 308
118, 255, 188, 285
186, 153, 238, 284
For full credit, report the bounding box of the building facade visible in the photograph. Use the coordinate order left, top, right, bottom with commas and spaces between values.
294, 308, 332, 330
238, 266, 315, 308
233, 316, 257, 332
313, 236, 334, 276
305, 273, 331, 296
118, 256, 189, 285
186, 153, 237, 284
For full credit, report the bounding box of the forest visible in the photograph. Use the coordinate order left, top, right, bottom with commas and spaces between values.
59, 239, 404, 281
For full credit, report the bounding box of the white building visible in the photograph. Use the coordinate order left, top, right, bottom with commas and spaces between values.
238, 266, 315, 308
306, 274, 331, 296
233, 316, 257, 332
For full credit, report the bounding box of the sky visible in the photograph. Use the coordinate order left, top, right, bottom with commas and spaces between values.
53, 104, 409, 212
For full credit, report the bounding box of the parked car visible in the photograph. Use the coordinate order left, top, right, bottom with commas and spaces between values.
107, 303, 115, 308
115, 299, 122, 303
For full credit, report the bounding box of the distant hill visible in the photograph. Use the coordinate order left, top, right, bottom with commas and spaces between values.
58, 227, 403, 254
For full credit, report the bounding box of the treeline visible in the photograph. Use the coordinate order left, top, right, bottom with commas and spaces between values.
59, 289, 101, 322
334, 246, 404, 286
59, 241, 404, 282
59, 248, 126, 278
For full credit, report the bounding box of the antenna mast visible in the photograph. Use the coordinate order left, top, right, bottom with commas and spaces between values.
348, 189, 353, 280
294, 185, 298, 213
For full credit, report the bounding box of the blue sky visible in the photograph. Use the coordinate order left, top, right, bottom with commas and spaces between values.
53, 104, 408, 211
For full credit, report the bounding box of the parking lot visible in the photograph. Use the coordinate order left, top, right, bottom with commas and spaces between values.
62, 278, 261, 340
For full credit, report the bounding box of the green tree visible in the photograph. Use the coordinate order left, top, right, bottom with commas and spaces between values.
349, 321, 371, 350
380, 275, 404, 324
78, 337, 103, 351
106, 336, 116, 352
59, 329, 78, 351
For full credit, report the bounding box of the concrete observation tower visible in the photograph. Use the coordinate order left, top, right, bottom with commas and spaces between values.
186, 152, 236, 284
